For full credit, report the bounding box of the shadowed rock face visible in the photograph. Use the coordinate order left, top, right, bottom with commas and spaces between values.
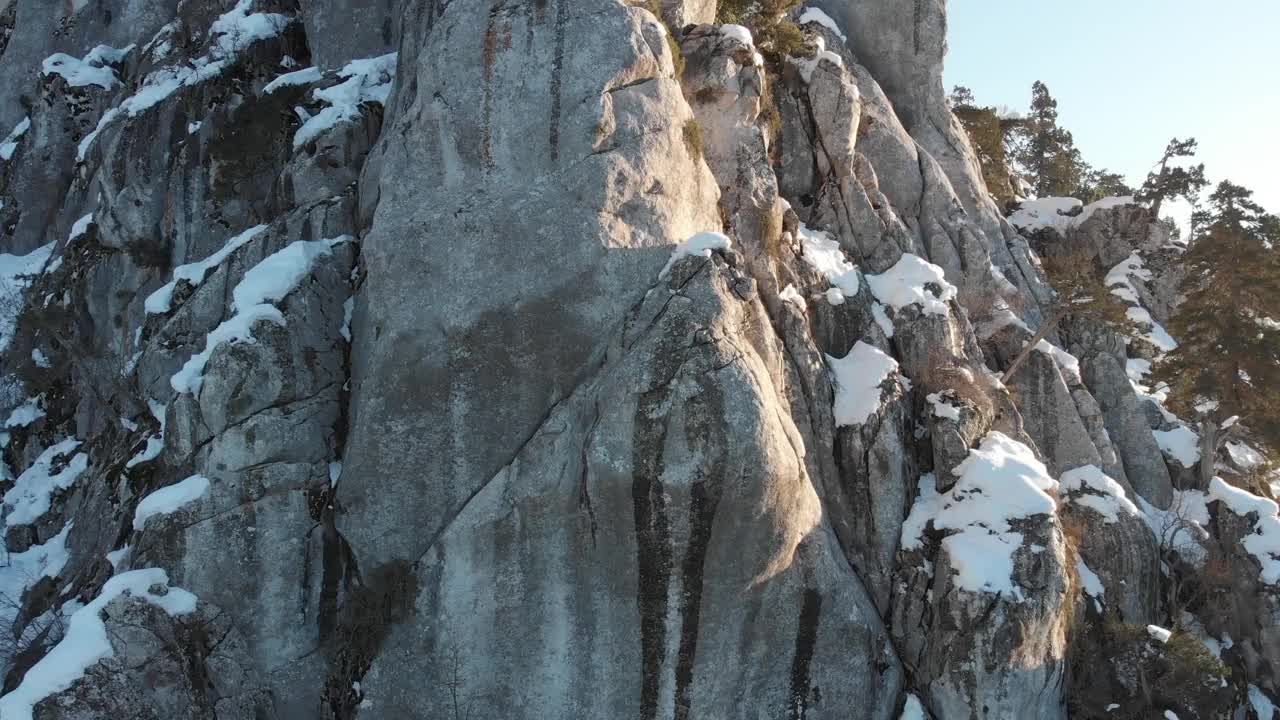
340, 0, 721, 567
0, 1, 1274, 719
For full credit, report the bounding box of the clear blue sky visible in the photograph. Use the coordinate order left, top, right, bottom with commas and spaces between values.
945, 0, 1280, 216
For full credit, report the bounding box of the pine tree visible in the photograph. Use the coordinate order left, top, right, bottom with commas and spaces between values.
949, 86, 1021, 208
1137, 138, 1208, 221
1154, 181, 1280, 480
1012, 81, 1088, 199
1078, 168, 1135, 204
1002, 250, 1130, 383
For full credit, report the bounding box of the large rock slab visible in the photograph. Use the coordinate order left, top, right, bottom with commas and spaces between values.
341, 0, 720, 565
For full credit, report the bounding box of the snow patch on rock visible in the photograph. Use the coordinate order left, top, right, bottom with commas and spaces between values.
827, 342, 899, 427
867, 253, 957, 316
294, 53, 397, 149
133, 475, 211, 530
0, 569, 197, 720
659, 231, 732, 280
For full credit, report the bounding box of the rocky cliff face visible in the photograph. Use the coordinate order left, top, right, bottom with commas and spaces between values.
0, 1, 1275, 719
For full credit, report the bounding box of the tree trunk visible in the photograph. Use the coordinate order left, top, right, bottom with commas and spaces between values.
1001, 306, 1070, 384
1198, 420, 1217, 490
1149, 157, 1169, 220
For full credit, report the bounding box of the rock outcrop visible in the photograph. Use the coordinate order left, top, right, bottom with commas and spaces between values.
0, 1, 1274, 719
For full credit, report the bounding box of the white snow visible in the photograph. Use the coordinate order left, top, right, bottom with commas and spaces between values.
933, 432, 1059, 599
1207, 477, 1280, 585
901, 474, 944, 553
1138, 490, 1210, 563
264, 65, 322, 93
1154, 426, 1200, 467
105, 545, 130, 569
798, 7, 847, 42
5, 397, 45, 428
1076, 556, 1105, 613
927, 392, 960, 422
329, 461, 342, 488
77, 0, 294, 161
871, 302, 895, 337
145, 224, 269, 314
133, 474, 210, 530
898, 693, 926, 720
0, 569, 197, 720
171, 237, 347, 394
1249, 685, 1277, 720
827, 342, 899, 427
1009, 196, 1136, 234
293, 53, 397, 149
0, 525, 73, 683
719, 24, 754, 47
797, 224, 860, 298
341, 296, 355, 342
0, 524, 72, 604
867, 253, 957, 316
791, 36, 845, 83
1226, 441, 1264, 470
1060, 465, 1139, 522
1105, 252, 1178, 352
3, 439, 90, 528
68, 213, 94, 241
779, 284, 807, 310
31, 348, 51, 368
1033, 339, 1082, 384
659, 231, 732, 280
1147, 624, 1172, 643
1163, 712, 1179, 720
125, 434, 164, 469
41, 45, 132, 90
0, 117, 30, 161
0, 242, 58, 352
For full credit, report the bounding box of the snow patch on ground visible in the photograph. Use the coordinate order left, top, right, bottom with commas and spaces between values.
1147, 624, 1172, 643
827, 342, 899, 427
133, 475, 211, 530
0, 569, 197, 720
659, 231, 732, 280
867, 253, 957, 316
293, 53, 397, 148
